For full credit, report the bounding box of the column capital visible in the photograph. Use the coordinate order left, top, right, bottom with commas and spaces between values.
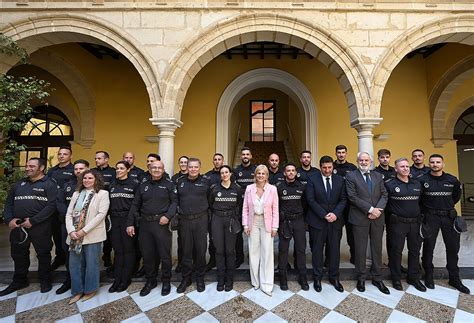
150, 117, 183, 137
351, 117, 383, 131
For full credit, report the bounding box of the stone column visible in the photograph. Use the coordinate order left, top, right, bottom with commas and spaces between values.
352, 118, 382, 165
152, 118, 182, 176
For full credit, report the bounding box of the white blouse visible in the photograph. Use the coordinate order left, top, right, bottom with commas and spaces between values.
253, 194, 264, 215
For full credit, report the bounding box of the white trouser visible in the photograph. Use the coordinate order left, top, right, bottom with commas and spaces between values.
248, 214, 274, 294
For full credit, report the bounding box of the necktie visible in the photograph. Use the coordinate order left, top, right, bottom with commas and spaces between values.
326, 177, 332, 199
364, 172, 372, 193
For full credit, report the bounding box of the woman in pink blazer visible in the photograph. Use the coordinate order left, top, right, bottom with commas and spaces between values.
242, 164, 279, 296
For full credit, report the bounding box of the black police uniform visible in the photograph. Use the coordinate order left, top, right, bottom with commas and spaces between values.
269, 168, 285, 185
109, 176, 139, 288
296, 166, 319, 186
276, 180, 307, 280
233, 163, 256, 264
127, 176, 177, 285
209, 182, 241, 286
170, 171, 188, 271
374, 165, 396, 182
410, 165, 430, 179
56, 178, 77, 287
3, 176, 58, 287
177, 175, 211, 284
385, 177, 422, 282
129, 166, 145, 181
332, 161, 357, 263
205, 169, 221, 186
93, 165, 116, 265
205, 168, 222, 269
419, 172, 462, 283
47, 163, 75, 266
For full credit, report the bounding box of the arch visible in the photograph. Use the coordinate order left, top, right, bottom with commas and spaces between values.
162, 13, 369, 125
216, 68, 317, 162
445, 96, 474, 144
372, 14, 474, 115
28, 50, 97, 147
430, 55, 474, 146
0, 13, 162, 117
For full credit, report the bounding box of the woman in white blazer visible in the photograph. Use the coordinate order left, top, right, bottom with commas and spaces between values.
66, 169, 110, 304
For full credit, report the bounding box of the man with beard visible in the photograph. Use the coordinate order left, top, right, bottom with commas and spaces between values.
296, 150, 320, 186
123, 152, 145, 181
374, 149, 396, 181
268, 153, 285, 185
232, 147, 256, 268
346, 152, 389, 294
410, 149, 430, 179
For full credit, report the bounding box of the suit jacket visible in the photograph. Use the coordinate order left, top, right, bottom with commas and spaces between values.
345, 170, 388, 226
242, 183, 279, 233
305, 173, 347, 229
66, 189, 110, 245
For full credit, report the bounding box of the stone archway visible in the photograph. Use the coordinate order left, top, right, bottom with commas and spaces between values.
430, 56, 474, 147
216, 68, 317, 162
0, 13, 162, 118
372, 14, 474, 117
162, 13, 370, 126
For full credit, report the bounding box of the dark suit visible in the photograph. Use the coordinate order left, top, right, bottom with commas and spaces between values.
306, 173, 347, 280
346, 170, 388, 281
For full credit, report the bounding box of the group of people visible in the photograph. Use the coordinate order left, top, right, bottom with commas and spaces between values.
1, 144, 470, 305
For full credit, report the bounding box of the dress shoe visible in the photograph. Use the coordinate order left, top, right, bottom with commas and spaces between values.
196, 279, 205, 292
0, 282, 29, 296
235, 258, 244, 269
392, 280, 403, 291
372, 281, 390, 295
356, 280, 365, 292
407, 279, 426, 292
177, 278, 192, 293
68, 294, 82, 305
313, 279, 322, 292
206, 258, 216, 272
56, 282, 71, 295
108, 281, 120, 293
424, 277, 435, 289
279, 275, 288, 291
449, 280, 471, 294
298, 277, 309, 291
329, 279, 344, 293
81, 291, 97, 302
225, 280, 233, 292
51, 258, 65, 271
116, 282, 129, 293
140, 281, 157, 297
217, 279, 225, 292
161, 282, 171, 296
40, 281, 52, 293
135, 266, 146, 278
262, 289, 272, 296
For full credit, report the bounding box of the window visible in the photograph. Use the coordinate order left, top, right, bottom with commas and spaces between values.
250, 100, 275, 142
13, 105, 74, 168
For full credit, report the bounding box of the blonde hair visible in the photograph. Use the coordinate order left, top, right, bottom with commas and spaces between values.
254, 164, 269, 183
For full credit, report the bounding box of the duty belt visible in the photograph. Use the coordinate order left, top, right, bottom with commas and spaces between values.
390, 214, 420, 224
142, 213, 166, 222
180, 211, 207, 220
285, 212, 303, 220
213, 209, 235, 217
425, 209, 450, 216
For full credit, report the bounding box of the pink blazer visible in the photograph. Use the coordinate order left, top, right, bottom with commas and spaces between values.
242, 183, 279, 233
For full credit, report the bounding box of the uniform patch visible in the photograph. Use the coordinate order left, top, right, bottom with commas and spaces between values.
144, 186, 149, 191
66, 187, 71, 192
283, 190, 287, 195
424, 183, 429, 188
333, 169, 337, 174
239, 172, 242, 177
110, 187, 115, 192
297, 173, 300, 177
395, 187, 400, 192
180, 182, 184, 188
217, 192, 222, 197
21, 182, 26, 186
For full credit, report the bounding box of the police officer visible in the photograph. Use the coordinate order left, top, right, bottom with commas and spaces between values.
126, 160, 177, 297
47, 146, 75, 271
410, 149, 430, 179
419, 154, 470, 294
1, 158, 58, 296
332, 144, 357, 264
233, 147, 256, 268
268, 153, 285, 185
140, 153, 170, 183
374, 149, 396, 181
209, 165, 241, 292
276, 163, 309, 291
385, 158, 426, 292
93, 150, 116, 269
296, 150, 320, 185
123, 152, 145, 181
55, 159, 89, 295
176, 158, 211, 293
108, 161, 139, 293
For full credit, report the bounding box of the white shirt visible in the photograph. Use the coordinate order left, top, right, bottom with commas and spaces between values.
254, 194, 264, 215
322, 174, 332, 191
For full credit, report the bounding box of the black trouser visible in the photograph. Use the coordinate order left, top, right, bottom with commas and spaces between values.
180, 214, 208, 280
139, 219, 172, 283
52, 214, 66, 263
11, 219, 52, 284
343, 207, 354, 260
278, 217, 307, 277
111, 216, 136, 284
103, 215, 112, 263
389, 220, 421, 281
208, 219, 216, 262
211, 215, 236, 281
385, 214, 392, 266
422, 212, 460, 281
310, 223, 342, 280
60, 224, 70, 283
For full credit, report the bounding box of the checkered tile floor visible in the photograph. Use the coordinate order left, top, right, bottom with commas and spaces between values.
1, 279, 472, 322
